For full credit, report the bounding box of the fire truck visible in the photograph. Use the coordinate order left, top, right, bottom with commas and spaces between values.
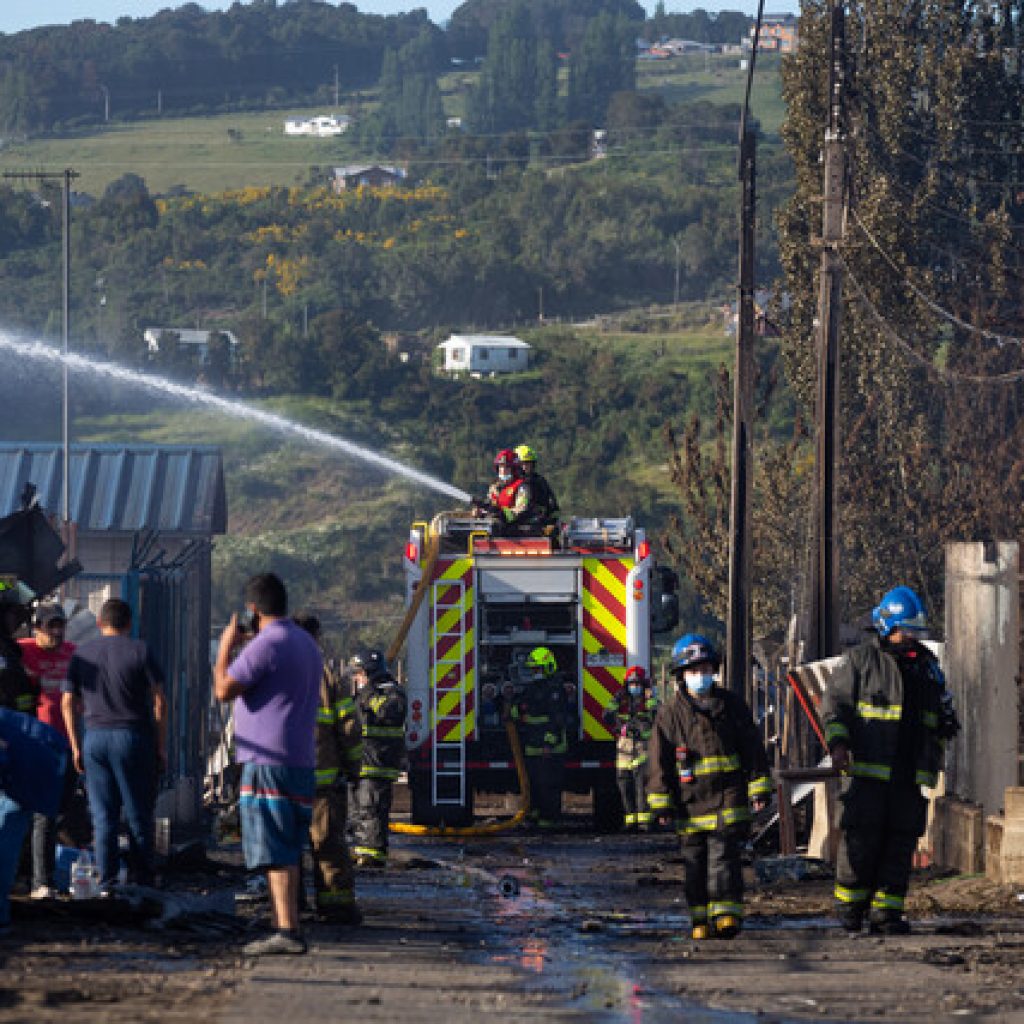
399, 513, 678, 828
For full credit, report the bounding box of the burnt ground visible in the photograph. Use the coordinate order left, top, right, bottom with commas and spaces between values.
4, 800, 1024, 1023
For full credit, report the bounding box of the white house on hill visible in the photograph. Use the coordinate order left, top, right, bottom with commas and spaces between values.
284, 114, 352, 137
144, 327, 240, 362
437, 335, 531, 375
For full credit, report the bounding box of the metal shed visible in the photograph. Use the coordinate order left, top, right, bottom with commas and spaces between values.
0, 444, 227, 829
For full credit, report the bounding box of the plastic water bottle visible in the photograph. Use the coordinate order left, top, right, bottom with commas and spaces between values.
71, 850, 99, 899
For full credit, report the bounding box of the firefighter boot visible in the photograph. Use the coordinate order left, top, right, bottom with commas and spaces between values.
838, 906, 865, 933
713, 914, 742, 939
869, 911, 911, 936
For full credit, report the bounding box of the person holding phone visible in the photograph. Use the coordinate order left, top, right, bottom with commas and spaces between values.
215, 573, 322, 956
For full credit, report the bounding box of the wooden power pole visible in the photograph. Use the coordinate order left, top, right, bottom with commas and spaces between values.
810, 0, 848, 662
726, 4, 762, 699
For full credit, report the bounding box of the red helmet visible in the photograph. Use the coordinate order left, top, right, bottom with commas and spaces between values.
494, 448, 518, 471
624, 665, 647, 685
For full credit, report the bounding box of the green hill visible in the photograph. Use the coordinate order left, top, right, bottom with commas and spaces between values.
54, 314, 752, 652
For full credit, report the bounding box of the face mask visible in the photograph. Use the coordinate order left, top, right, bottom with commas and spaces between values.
684, 672, 715, 695
498, 467, 511, 482
628, 684, 642, 697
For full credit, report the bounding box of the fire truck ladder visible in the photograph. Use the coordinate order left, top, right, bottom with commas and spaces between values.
431, 577, 468, 808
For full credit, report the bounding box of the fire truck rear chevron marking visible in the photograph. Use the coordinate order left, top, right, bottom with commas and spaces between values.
430, 558, 475, 743
581, 557, 631, 742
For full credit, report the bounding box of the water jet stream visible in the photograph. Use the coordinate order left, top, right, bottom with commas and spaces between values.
0, 333, 471, 502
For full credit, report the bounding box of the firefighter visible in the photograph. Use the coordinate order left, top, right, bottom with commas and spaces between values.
350, 649, 407, 868
294, 614, 363, 924
824, 585, 959, 936
509, 646, 568, 829
479, 449, 531, 533
647, 633, 770, 940
603, 666, 657, 832
513, 444, 559, 532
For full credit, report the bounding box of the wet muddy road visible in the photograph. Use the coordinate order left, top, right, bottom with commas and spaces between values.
5, 829, 1024, 1023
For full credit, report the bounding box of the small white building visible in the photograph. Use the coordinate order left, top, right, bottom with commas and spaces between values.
284, 114, 352, 137
437, 335, 531, 375
144, 328, 240, 362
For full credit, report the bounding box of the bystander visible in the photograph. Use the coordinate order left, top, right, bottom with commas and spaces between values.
19, 604, 75, 898
62, 598, 166, 892
215, 573, 322, 956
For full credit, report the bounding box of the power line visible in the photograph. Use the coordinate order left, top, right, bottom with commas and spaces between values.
843, 264, 1024, 384
850, 208, 1024, 348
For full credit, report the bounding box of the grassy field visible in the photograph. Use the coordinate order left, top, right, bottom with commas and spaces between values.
636, 53, 786, 137
0, 58, 786, 198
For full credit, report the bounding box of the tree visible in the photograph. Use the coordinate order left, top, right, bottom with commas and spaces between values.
567, 12, 636, 126
467, 4, 544, 134
774, 0, 1024, 623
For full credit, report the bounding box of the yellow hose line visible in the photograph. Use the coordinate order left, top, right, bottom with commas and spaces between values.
390, 719, 531, 837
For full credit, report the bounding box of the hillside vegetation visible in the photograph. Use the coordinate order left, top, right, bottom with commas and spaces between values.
24, 314, 754, 651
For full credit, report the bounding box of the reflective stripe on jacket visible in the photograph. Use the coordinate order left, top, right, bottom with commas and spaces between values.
646, 686, 769, 833
315, 662, 362, 790
356, 675, 408, 781
511, 675, 568, 756
821, 635, 944, 788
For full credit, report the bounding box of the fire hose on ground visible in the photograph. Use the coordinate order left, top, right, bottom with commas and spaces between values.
389, 718, 531, 837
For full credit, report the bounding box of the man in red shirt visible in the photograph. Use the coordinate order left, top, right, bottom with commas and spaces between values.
19, 604, 74, 898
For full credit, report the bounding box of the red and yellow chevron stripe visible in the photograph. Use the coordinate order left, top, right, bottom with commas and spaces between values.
581, 556, 632, 741
430, 558, 476, 743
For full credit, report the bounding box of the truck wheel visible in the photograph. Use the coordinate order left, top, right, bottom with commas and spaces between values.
592, 779, 623, 833
409, 769, 474, 828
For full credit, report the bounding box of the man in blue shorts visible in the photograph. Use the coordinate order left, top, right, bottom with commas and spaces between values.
215, 572, 322, 956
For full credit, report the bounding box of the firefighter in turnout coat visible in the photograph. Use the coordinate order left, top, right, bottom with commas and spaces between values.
603, 665, 657, 831
824, 586, 958, 935
510, 646, 569, 828
350, 649, 407, 867
294, 615, 364, 923
647, 633, 771, 940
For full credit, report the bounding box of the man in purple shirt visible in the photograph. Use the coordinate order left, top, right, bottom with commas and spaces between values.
215, 572, 322, 956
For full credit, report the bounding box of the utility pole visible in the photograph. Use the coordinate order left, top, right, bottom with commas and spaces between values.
810, 0, 847, 662
333, 65, 340, 108
672, 235, 682, 309
2, 168, 80, 553
725, 1, 763, 700
99, 84, 110, 123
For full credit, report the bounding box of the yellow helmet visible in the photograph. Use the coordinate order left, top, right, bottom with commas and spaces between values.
514, 444, 537, 464
525, 646, 557, 678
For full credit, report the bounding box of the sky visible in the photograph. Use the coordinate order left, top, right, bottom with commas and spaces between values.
0, 0, 795, 36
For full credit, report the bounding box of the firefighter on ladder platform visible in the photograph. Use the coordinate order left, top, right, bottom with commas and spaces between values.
474, 449, 531, 533
603, 665, 657, 831
294, 614, 364, 924
824, 585, 959, 935
513, 444, 559, 533
351, 649, 407, 868
647, 633, 771, 940
509, 646, 568, 829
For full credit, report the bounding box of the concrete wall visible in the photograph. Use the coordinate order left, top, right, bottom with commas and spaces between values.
944, 541, 1019, 817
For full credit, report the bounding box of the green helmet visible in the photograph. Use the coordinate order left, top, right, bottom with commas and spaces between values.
514, 444, 537, 465
525, 646, 557, 678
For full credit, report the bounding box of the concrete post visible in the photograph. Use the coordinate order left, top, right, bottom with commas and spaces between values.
944, 541, 1019, 815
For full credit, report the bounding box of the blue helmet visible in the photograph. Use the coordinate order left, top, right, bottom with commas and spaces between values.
872, 586, 927, 638
671, 633, 720, 672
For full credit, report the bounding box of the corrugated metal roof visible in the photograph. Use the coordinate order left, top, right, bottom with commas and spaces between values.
0, 445, 226, 535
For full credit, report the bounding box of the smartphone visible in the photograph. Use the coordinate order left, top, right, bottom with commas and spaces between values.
238, 608, 260, 634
